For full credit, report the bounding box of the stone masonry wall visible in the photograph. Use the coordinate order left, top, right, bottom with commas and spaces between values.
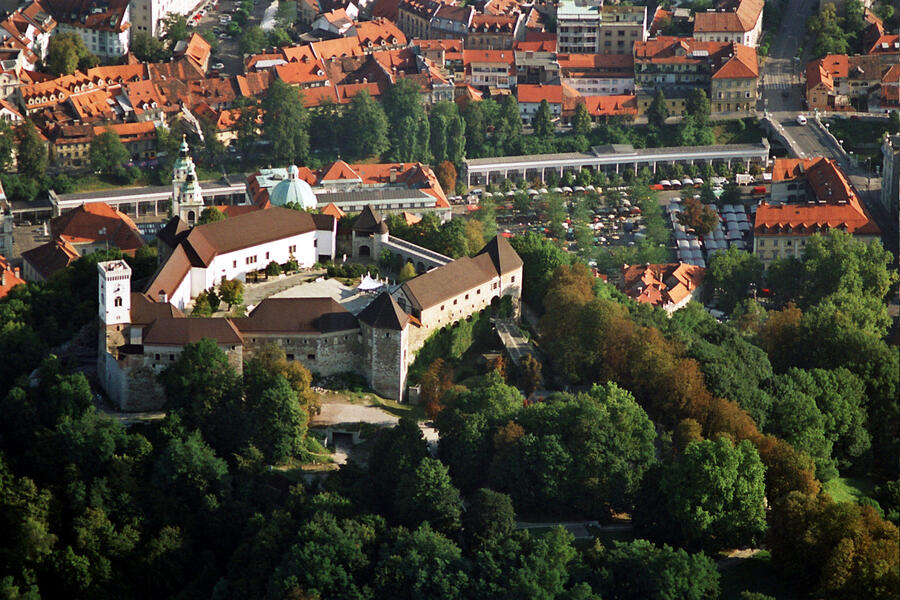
243, 331, 363, 377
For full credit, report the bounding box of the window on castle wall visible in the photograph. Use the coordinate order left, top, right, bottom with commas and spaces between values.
308, 354, 315, 360
114, 296, 122, 307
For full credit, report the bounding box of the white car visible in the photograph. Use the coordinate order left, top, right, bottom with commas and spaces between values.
796, 114, 807, 125
211, 62, 225, 71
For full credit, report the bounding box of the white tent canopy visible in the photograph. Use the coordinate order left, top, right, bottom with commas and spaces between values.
358, 273, 384, 292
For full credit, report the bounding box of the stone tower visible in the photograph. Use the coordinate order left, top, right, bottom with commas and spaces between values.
171, 136, 204, 225
357, 292, 410, 400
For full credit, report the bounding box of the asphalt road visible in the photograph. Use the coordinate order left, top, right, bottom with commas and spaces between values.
188, 0, 275, 75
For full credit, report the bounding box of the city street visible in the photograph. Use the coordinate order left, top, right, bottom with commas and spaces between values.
188, 0, 275, 75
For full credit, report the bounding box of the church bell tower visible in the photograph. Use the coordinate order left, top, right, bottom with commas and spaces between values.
171, 136, 204, 225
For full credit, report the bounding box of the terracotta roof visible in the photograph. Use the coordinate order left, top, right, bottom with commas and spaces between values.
518, 83, 564, 104
320, 159, 361, 181
321, 202, 346, 219
758, 158, 880, 236
711, 43, 758, 79
693, 0, 763, 33
401, 211, 422, 225
634, 38, 758, 79
130, 292, 184, 325
146, 244, 191, 301
515, 38, 556, 53
0, 254, 25, 298
50, 202, 144, 253
22, 238, 79, 280
400, 236, 520, 310
45, 0, 130, 32
234, 297, 358, 333
867, 34, 899, 55
355, 18, 407, 47
184, 207, 319, 266
358, 291, 409, 330
579, 95, 638, 116
621, 262, 705, 308
470, 13, 518, 33
143, 317, 242, 346
176, 32, 212, 69
462, 49, 515, 65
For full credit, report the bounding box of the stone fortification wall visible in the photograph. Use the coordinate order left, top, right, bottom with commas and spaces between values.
243, 331, 363, 377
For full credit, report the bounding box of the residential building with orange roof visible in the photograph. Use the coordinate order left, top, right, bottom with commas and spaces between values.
0, 1, 56, 68
517, 82, 577, 123
577, 94, 638, 120
805, 53, 890, 111
312, 8, 356, 36
463, 48, 516, 89
173, 32, 212, 73
633, 38, 758, 115
866, 34, 898, 56
355, 18, 408, 51
0, 253, 24, 298
754, 157, 880, 265
558, 52, 634, 95
620, 262, 705, 313
44, 0, 131, 58
693, 0, 764, 47
414, 38, 464, 78
467, 12, 525, 50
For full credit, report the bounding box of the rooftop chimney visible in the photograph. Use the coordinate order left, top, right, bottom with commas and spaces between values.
158, 290, 167, 303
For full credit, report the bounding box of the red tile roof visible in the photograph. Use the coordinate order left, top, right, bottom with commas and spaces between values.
50, 202, 145, 253
621, 262, 705, 308
867, 34, 899, 55
0, 254, 25, 298
22, 238, 79, 280
758, 158, 880, 236
693, 0, 763, 33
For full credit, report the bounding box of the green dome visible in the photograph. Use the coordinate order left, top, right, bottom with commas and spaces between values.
269, 165, 317, 209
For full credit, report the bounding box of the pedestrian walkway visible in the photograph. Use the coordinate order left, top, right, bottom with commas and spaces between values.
494, 318, 536, 366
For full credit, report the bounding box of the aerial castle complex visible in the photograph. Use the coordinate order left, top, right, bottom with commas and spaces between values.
97, 157, 522, 410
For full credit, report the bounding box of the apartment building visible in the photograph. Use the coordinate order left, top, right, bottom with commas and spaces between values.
130, 0, 201, 36
634, 37, 758, 115
557, 0, 646, 55
806, 53, 889, 111
754, 158, 880, 265
46, 0, 131, 58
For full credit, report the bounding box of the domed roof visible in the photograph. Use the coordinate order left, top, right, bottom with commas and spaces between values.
269, 165, 317, 209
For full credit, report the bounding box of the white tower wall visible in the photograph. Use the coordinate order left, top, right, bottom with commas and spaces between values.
97, 260, 132, 325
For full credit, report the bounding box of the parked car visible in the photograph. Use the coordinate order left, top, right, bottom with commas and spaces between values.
796, 114, 807, 125
211, 62, 225, 70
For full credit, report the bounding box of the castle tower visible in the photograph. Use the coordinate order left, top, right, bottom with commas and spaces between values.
171, 136, 204, 225
98, 259, 132, 326
357, 292, 410, 400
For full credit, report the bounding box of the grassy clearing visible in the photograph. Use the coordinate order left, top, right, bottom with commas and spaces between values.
313, 389, 426, 422
823, 476, 877, 504
69, 174, 152, 193
718, 550, 802, 599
